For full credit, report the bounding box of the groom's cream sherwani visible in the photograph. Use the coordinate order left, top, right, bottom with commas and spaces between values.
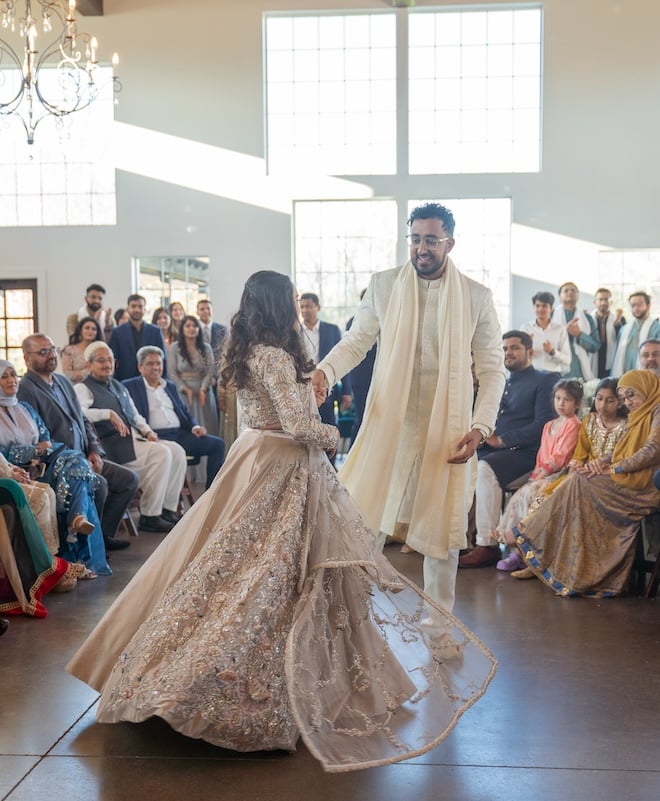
318, 261, 505, 560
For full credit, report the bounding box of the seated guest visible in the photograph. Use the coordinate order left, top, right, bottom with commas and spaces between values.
459, 331, 559, 568
76, 343, 187, 533
61, 316, 104, 384
0, 479, 72, 617
521, 291, 571, 374
512, 370, 660, 596
564, 377, 628, 478
123, 347, 225, 490
493, 379, 582, 568
1, 360, 111, 577
17, 335, 138, 556
640, 338, 660, 377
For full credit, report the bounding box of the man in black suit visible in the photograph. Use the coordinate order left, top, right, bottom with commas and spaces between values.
17, 334, 138, 551
299, 293, 352, 428
123, 346, 225, 489
109, 294, 167, 381
459, 330, 560, 568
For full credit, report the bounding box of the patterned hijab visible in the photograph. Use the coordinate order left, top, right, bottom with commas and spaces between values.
611, 369, 660, 489
0, 360, 18, 407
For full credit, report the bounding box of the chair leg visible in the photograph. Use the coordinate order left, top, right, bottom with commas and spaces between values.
120, 509, 139, 537
177, 476, 196, 516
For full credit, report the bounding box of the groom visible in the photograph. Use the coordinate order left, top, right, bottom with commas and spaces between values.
312, 203, 505, 614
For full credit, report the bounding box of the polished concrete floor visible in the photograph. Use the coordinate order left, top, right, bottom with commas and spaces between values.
1, 516, 659, 801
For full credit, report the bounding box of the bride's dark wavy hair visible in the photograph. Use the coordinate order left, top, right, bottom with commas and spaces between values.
221, 271, 313, 390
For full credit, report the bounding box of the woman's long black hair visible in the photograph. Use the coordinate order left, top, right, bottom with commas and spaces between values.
221, 271, 313, 390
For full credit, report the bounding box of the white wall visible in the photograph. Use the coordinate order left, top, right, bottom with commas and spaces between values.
2, 0, 659, 341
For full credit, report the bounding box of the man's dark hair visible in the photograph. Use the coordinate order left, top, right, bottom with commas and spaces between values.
407, 203, 455, 236
532, 291, 554, 306
86, 283, 106, 294
299, 292, 320, 305
629, 290, 651, 305
503, 330, 533, 350
126, 293, 146, 305
594, 287, 612, 298
196, 298, 212, 307
640, 338, 660, 351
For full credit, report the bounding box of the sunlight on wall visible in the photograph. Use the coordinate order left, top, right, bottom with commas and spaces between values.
511, 224, 609, 295
104, 122, 373, 213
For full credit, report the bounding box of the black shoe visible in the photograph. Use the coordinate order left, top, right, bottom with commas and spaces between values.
161, 509, 182, 525
0, 618, 8, 637
104, 537, 130, 551
138, 514, 174, 533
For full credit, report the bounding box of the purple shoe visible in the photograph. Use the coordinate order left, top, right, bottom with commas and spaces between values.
496, 551, 525, 572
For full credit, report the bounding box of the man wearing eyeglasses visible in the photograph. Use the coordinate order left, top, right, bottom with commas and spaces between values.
312, 202, 505, 619
17, 334, 139, 552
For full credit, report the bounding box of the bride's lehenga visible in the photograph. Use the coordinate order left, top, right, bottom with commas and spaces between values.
67, 345, 497, 772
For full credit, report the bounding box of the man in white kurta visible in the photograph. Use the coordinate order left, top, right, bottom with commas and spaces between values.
314, 203, 505, 614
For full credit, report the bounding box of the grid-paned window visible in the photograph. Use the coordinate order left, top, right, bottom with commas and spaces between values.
0, 280, 37, 375
265, 13, 397, 175
409, 6, 542, 174
0, 67, 116, 227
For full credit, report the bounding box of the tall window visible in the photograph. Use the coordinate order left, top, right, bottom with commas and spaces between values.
0, 280, 37, 375
0, 67, 116, 227
294, 200, 398, 326
409, 7, 542, 174
598, 250, 660, 313
264, 13, 397, 175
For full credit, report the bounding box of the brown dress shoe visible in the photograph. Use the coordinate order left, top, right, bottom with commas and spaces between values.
458, 545, 500, 568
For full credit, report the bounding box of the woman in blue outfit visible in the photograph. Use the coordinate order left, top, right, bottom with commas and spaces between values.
0, 361, 110, 576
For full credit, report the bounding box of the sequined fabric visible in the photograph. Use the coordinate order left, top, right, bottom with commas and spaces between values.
68, 346, 497, 771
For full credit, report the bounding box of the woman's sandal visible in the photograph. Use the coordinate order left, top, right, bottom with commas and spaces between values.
511, 567, 535, 579
69, 514, 94, 535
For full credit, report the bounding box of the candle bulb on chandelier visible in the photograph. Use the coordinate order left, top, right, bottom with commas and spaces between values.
112, 52, 119, 79
68, 0, 76, 19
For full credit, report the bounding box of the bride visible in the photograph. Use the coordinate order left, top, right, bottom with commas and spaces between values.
67, 270, 496, 772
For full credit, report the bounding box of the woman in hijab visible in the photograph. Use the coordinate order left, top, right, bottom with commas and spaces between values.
0, 360, 110, 576
512, 370, 660, 596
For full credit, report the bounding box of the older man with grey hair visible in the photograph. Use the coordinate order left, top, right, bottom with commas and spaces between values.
640, 338, 660, 376
122, 346, 225, 489
75, 342, 187, 533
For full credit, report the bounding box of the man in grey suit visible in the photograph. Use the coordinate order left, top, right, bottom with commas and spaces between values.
18, 334, 139, 551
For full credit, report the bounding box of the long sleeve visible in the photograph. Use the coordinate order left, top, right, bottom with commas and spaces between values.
497, 371, 558, 450
571, 416, 594, 464
75, 383, 112, 423
200, 345, 215, 391
167, 344, 186, 393
536, 416, 581, 474
617, 405, 660, 475
259, 349, 338, 449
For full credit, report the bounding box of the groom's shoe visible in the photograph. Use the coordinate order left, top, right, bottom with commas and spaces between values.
0, 618, 8, 637
458, 545, 500, 568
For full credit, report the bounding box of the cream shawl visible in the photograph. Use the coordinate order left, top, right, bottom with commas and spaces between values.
551, 306, 596, 381
337, 259, 503, 558
610, 317, 654, 378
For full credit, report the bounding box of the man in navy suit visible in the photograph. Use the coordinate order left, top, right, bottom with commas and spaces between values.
109, 294, 167, 381
123, 346, 225, 489
459, 330, 560, 568
299, 293, 352, 428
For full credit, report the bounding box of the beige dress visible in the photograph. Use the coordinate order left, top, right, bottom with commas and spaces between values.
0, 453, 59, 554
516, 405, 660, 597
67, 345, 497, 772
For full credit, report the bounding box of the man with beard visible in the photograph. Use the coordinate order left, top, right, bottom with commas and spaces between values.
458, 331, 559, 569
17, 334, 138, 551
312, 202, 505, 616
66, 284, 115, 341
611, 292, 660, 377
109, 294, 167, 381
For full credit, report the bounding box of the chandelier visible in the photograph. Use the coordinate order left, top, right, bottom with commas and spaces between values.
0, 0, 119, 144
